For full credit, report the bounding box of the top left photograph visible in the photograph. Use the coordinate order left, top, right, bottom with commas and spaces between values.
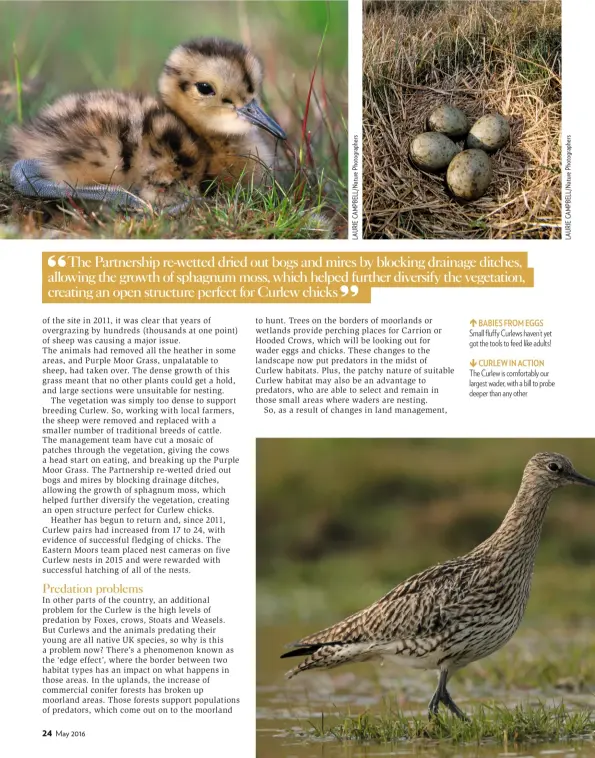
0, 0, 348, 239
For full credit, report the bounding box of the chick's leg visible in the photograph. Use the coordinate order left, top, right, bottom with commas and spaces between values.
10, 159, 147, 211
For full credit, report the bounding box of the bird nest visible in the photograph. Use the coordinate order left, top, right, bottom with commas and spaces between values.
363, 0, 561, 240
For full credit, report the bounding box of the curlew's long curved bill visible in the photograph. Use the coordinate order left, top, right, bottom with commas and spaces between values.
571, 470, 595, 487
237, 99, 286, 139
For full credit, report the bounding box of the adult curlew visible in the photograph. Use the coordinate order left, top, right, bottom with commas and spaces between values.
281, 452, 595, 720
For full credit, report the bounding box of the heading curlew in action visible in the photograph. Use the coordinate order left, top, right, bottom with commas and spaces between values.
281, 453, 595, 720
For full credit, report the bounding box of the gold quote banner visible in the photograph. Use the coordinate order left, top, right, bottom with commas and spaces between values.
42, 252, 533, 304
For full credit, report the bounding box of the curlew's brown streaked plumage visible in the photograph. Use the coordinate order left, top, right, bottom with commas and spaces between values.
281, 453, 595, 720
9, 37, 286, 212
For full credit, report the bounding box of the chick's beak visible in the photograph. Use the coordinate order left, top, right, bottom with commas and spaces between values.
570, 469, 595, 487
237, 99, 286, 139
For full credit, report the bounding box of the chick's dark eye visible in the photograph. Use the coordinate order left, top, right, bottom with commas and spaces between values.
196, 82, 215, 96
547, 462, 561, 472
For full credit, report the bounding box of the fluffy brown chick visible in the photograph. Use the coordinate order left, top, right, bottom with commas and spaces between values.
9, 37, 285, 208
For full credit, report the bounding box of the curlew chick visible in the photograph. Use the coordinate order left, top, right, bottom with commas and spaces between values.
9, 38, 286, 211
281, 453, 595, 720
158, 38, 285, 185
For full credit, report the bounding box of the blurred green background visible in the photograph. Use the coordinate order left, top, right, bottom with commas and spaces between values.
0, 0, 347, 156
257, 439, 595, 625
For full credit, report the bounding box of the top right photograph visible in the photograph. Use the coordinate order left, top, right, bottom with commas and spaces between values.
363, 0, 561, 240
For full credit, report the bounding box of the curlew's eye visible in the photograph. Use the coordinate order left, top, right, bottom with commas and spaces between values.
547, 462, 561, 473
196, 82, 215, 96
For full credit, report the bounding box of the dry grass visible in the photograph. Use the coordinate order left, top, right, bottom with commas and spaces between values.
363, 0, 561, 239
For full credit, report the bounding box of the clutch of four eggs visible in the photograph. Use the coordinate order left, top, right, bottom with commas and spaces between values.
409, 106, 510, 200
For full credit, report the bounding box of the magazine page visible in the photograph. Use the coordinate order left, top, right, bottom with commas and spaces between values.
3, 1, 594, 757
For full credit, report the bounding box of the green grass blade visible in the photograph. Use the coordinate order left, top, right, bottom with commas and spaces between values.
12, 42, 23, 124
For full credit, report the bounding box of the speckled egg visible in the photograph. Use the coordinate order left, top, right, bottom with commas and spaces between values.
409, 132, 459, 172
446, 149, 493, 200
427, 105, 469, 139
466, 114, 510, 152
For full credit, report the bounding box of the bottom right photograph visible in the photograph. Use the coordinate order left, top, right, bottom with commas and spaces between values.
257, 439, 595, 756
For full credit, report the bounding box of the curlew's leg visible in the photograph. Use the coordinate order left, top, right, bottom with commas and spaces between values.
10, 159, 148, 211
428, 669, 468, 721
427, 685, 442, 718
440, 687, 469, 721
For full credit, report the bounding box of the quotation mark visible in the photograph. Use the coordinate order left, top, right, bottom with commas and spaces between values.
340, 285, 359, 297
47, 256, 67, 267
